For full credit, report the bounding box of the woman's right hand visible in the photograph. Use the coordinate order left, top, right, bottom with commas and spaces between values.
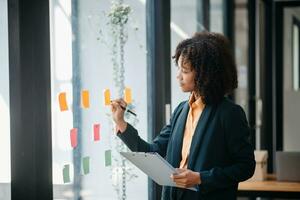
111, 98, 127, 132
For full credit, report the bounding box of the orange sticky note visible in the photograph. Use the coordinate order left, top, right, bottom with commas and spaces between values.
70, 128, 78, 148
124, 87, 132, 104
58, 92, 68, 111
94, 124, 100, 141
81, 90, 90, 108
104, 89, 111, 106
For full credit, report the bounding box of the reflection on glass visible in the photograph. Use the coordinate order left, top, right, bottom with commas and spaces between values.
283, 8, 300, 152
293, 18, 300, 91
210, 0, 224, 33
234, 0, 249, 115
0, 0, 11, 199
50, 0, 147, 199
171, 0, 197, 111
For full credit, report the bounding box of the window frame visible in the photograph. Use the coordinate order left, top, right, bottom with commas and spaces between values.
8, 0, 53, 199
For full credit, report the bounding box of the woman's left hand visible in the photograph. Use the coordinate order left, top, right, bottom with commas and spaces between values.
170, 168, 201, 188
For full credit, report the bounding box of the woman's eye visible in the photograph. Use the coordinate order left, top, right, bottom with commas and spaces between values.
182, 69, 190, 73
177, 67, 189, 73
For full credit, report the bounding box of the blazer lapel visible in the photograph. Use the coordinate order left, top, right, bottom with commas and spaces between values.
187, 104, 214, 169
168, 102, 190, 168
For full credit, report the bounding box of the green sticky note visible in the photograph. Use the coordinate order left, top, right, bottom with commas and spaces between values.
105, 150, 112, 167
82, 156, 90, 175
63, 164, 70, 183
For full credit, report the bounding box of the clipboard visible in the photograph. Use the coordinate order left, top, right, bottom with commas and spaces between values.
120, 152, 197, 191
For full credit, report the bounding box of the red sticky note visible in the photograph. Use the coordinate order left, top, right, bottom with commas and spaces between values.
94, 124, 100, 141
70, 128, 78, 148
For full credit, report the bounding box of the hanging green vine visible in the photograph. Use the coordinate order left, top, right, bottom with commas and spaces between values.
97, 1, 141, 199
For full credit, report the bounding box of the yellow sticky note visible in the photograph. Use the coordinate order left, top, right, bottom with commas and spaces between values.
81, 90, 90, 108
104, 89, 111, 106
58, 92, 68, 111
124, 87, 132, 104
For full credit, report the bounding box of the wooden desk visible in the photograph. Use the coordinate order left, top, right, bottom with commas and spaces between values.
238, 175, 300, 199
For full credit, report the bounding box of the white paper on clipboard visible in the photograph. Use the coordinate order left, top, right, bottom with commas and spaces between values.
120, 152, 197, 191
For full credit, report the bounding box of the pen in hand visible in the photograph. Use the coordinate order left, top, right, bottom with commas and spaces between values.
111, 100, 137, 116
120, 105, 137, 116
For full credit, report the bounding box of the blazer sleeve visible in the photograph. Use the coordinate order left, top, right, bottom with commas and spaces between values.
199, 104, 255, 193
117, 101, 185, 157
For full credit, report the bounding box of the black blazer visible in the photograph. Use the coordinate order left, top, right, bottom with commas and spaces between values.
118, 97, 255, 200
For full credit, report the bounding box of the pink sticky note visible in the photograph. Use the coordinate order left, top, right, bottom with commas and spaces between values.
94, 124, 100, 141
70, 128, 78, 148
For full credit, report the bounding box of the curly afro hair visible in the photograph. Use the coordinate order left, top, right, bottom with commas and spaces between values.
173, 31, 238, 105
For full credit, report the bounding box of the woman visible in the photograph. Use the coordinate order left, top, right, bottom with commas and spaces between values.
111, 32, 255, 200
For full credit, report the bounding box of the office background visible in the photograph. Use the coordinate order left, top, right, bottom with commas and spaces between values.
0, 0, 300, 199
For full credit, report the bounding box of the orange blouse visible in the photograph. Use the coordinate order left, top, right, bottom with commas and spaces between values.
179, 92, 205, 168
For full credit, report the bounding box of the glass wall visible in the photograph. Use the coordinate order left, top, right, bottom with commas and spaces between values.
50, 0, 148, 199
234, 0, 249, 115
283, 7, 300, 151
210, 0, 224, 33
170, 0, 197, 111
0, 0, 11, 199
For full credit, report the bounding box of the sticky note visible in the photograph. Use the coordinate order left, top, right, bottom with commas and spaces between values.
81, 90, 90, 108
58, 92, 68, 111
70, 128, 78, 148
124, 87, 132, 104
63, 164, 70, 183
104, 89, 111, 106
94, 124, 100, 141
82, 156, 90, 175
105, 150, 112, 167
